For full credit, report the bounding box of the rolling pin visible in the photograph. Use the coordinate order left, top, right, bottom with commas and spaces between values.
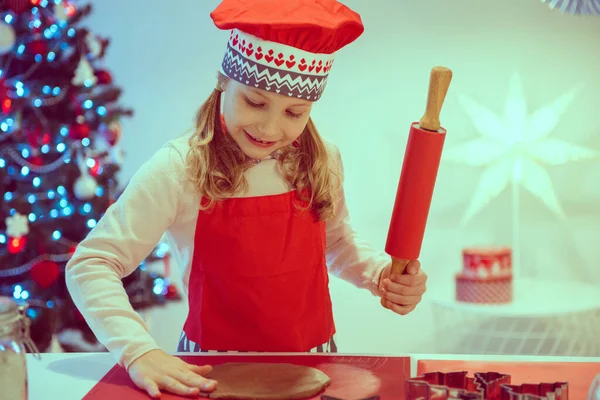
382, 66, 452, 308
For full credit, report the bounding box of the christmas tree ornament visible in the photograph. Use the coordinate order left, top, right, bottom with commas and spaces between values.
53, 1, 76, 22
0, 21, 16, 55
107, 120, 122, 145
68, 121, 91, 139
2, 0, 32, 13
26, 39, 49, 56
95, 70, 113, 85
71, 56, 97, 86
1, 79, 11, 114
7, 236, 27, 254
73, 154, 98, 200
85, 32, 102, 58
29, 260, 61, 289
108, 145, 124, 166
5, 212, 29, 238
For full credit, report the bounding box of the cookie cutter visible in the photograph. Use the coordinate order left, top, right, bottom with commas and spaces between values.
405, 371, 568, 400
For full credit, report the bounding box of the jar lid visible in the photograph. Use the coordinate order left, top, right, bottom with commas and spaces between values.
0, 296, 42, 359
0, 296, 20, 323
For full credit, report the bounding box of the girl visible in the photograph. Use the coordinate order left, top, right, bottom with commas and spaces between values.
65, 0, 428, 397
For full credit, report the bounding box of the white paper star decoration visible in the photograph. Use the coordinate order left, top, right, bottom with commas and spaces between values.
541, 0, 600, 15
443, 71, 598, 226
5, 212, 29, 237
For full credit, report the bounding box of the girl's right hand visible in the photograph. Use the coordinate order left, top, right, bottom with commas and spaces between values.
127, 349, 218, 398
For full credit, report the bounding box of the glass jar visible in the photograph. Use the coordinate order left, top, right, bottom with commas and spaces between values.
0, 296, 41, 400
589, 374, 600, 400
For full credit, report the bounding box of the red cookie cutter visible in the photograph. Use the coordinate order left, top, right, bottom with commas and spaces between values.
405, 371, 568, 400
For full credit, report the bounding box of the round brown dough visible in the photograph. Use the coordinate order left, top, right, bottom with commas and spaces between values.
201, 362, 331, 399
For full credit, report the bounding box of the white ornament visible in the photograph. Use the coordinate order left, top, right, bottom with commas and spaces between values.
85, 32, 102, 58
108, 146, 124, 166
74, 156, 98, 199
94, 133, 112, 153
442, 71, 597, 225
72, 56, 97, 86
5, 213, 29, 237
74, 173, 98, 199
108, 121, 121, 142
0, 21, 16, 55
54, 2, 69, 22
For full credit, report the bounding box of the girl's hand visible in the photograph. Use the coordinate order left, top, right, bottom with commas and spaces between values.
378, 260, 427, 315
127, 349, 217, 398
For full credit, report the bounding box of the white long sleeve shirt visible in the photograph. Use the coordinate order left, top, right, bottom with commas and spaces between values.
65, 133, 391, 370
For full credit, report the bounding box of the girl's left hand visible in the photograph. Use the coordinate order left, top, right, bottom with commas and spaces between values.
378, 260, 427, 315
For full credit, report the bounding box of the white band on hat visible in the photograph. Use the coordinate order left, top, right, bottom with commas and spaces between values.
219, 29, 336, 101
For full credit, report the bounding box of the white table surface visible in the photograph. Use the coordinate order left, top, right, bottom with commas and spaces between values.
25, 352, 600, 399
427, 278, 600, 317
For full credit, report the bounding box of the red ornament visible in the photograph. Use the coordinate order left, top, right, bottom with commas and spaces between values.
4, 0, 33, 13
62, 1, 76, 17
69, 122, 91, 140
100, 121, 121, 146
42, 132, 51, 144
27, 40, 48, 56
0, 79, 10, 114
26, 126, 40, 148
95, 70, 113, 85
89, 159, 101, 176
30, 260, 60, 289
1, 98, 10, 114
29, 156, 43, 166
8, 236, 26, 254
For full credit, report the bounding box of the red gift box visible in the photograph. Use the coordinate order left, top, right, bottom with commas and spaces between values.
456, 247, 513, 304
455, 274, 513, 304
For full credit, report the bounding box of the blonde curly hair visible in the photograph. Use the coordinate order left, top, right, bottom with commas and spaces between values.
184, 73, 341, 221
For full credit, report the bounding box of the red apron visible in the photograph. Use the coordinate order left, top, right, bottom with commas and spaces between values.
182, 190, 335, 352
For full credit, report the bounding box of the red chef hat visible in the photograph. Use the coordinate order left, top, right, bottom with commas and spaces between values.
210, 0, 364, 101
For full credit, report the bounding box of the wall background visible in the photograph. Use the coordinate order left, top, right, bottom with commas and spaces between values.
83, 0, 600, 355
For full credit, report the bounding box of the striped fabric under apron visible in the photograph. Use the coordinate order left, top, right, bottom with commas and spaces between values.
177, 331, 338, 353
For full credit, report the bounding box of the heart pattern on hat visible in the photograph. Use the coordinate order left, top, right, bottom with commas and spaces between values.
221, 44, 327, 101
228, 29, 334, 76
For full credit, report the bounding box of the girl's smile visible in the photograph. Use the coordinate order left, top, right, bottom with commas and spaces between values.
244, 130, 278, 148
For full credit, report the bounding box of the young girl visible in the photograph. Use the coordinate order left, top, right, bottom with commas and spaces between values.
65, 0, 428, 397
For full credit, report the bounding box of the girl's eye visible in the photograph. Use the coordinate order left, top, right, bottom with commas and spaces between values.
245, 98, 263, 108
245, 96, 302, 118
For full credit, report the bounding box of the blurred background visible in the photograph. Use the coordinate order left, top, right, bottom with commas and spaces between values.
1, 0, 599, 358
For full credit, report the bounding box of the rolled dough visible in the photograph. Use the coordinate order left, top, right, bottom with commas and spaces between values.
201, 362, 331, 399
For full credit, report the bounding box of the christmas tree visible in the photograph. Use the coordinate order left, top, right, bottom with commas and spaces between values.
0, 0, 180, 353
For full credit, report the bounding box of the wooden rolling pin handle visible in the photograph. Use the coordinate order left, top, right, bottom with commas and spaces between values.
419, 66, 452, 132
380, 257, 411, 309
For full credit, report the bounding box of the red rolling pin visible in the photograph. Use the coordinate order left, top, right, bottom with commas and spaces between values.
382, 66, 452, 307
